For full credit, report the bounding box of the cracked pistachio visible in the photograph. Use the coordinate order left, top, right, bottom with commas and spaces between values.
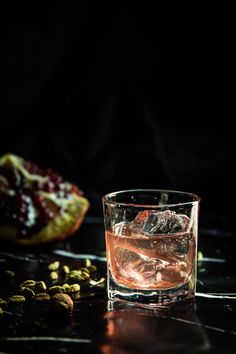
20, 280, 36, 289
69, 270, 84, 281
8, 295, 26, 303
62, 283, 70, 292
81, 271, 90, 280
35, 281, 47, 293
89, 277, 105, 286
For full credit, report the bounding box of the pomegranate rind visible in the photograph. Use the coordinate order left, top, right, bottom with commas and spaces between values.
0, 153, 89, 245
0, 194, 89, 245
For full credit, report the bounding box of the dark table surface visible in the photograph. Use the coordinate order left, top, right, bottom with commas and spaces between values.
0, 215, 235, 354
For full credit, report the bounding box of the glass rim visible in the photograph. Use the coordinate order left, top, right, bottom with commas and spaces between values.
102, 189, 200, 208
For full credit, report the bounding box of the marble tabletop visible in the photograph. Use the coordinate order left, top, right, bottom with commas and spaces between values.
0, 215, 235, 354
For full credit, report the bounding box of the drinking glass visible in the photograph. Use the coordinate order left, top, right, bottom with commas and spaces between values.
102, 189, 200, 306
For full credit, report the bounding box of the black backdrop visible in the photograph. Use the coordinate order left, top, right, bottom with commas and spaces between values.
1, 2, 235, 219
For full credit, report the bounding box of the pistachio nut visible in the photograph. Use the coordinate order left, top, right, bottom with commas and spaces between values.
62, 265, 70, 274
50, 271, 58, 281
85, 259, 91, 267
48, 261, 60, 271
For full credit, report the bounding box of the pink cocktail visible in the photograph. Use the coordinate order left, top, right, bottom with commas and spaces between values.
103, 190, 200, 306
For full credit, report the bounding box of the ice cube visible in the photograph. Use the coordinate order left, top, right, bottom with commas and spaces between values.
132, 210, 190, 234
113, 222, 126, 236
130, 210, 150, 229
166, 236, 190, 258
115, 247, 165, 286
113, 222, 134, 237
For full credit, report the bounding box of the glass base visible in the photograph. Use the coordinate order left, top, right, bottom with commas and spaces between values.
108, 276, 195, 308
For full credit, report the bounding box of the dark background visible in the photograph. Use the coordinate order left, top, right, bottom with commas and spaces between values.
1, 2, 235, 220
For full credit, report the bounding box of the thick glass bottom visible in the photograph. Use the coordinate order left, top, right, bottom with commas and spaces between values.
107, 275, 195, 308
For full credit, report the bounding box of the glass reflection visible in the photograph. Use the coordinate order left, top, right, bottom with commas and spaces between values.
100, 300, 210, 354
